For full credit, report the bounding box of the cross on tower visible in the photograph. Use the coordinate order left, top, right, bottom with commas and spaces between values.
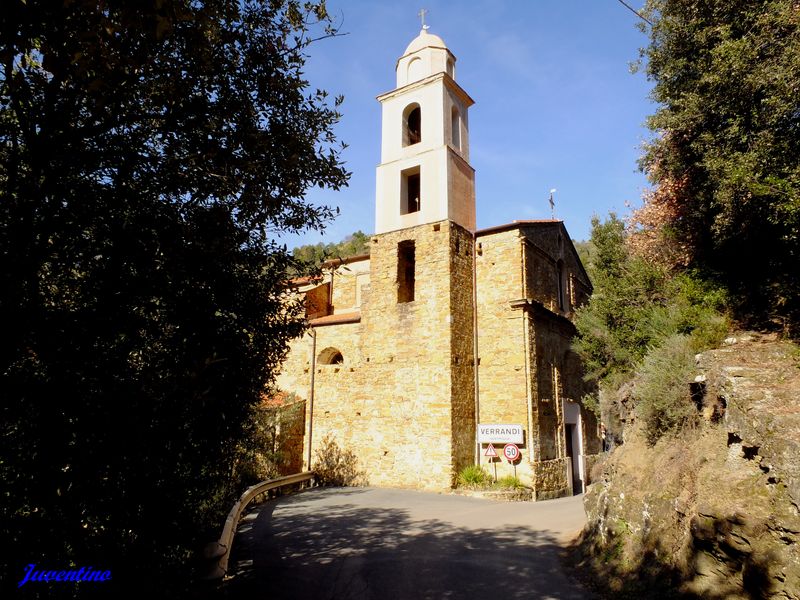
418, 8, 429, 30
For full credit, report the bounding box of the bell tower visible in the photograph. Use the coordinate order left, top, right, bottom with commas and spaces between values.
357, 26, 477, 488
374, 28, 476, 234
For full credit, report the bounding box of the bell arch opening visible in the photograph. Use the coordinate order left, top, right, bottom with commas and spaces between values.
403, 103, 421, 147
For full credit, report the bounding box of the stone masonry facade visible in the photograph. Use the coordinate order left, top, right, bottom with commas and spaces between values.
276, 220, 599, 496
278, 221, 476, 489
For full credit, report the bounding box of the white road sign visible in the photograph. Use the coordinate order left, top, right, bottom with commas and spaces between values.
478, 424, 524, 444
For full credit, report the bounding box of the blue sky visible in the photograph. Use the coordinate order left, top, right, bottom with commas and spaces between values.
283, 0, 654, 246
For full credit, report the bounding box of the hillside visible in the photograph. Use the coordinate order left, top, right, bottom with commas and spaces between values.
574, 333, 800, 599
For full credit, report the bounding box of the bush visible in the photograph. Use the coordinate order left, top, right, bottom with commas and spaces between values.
233, 398, 306, 485
457, 465, 493, 489
313, 434, 366, 487
635, 334, 698, 445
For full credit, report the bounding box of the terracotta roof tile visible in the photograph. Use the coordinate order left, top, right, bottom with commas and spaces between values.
309, 311, 361, 327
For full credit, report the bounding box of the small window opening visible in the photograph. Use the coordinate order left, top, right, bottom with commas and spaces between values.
319, 347, 344, 365
557, 260, 568, 311
451, 107, 461, 150
401, 167, 421, 214
305, 282, 331, 319
397, 241, 416, 303
446, 59, 455, 79
403, 104, 421, 147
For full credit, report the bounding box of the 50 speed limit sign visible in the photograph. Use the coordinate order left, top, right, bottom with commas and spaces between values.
503, 443, 520, 463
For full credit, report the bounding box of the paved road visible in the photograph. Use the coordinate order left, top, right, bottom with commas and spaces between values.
223, 487, 594, 600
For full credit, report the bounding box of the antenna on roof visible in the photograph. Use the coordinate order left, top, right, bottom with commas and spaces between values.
418, 8, 429, 31
549, 189, 557, 219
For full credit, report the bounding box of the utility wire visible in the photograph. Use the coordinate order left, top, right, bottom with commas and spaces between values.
616, 0, 654, 27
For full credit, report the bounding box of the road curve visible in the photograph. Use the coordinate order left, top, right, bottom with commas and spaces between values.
222, 487, 594, 600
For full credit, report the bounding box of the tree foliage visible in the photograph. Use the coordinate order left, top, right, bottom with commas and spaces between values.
575, 215, 673, 387
634, 0, 800, 333
574, 215, 728, 441
292, 229, 370, 271
0, 0, 347, 594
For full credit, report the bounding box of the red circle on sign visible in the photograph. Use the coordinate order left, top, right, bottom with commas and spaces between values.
503, 443, 520, 463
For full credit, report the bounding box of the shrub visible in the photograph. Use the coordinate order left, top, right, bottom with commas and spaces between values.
581, 392, 600, 417
233, 399, 305, 486
635, 334, 698, 445
313, 434, 366, 487
457, 465, 493, 489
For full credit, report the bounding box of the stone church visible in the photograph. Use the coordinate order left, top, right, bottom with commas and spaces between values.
276, 27, 601, 499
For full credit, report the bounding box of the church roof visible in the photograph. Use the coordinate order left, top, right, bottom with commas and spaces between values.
476, 220, 562, 237
309, 311, 361, 327
403, 29, 448, 55
320, 253, 370, 269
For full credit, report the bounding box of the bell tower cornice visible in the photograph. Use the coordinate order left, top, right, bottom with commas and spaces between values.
376, 72, 475, 108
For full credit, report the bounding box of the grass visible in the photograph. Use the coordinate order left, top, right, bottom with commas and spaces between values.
456, 466, 529, 491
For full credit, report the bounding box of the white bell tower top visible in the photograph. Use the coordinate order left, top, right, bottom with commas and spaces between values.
374, 27, 476, 234
396, 29, 456, 87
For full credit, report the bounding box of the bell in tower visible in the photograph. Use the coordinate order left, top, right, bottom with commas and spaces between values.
374, 26, 476, 234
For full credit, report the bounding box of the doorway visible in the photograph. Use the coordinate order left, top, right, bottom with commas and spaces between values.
563, 401, 584, 494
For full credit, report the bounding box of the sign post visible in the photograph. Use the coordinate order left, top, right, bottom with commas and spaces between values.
479, 425, 525, 481
484, 443, 498, 481
503, 443, 521, 478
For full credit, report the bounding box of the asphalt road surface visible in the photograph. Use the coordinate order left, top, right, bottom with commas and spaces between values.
223, 487, 594, 600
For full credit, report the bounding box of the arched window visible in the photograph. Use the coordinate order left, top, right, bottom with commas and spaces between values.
318, 347, 344, 365
407, 57, 424, 83
403, 103, 421, 147
446, 58, 455, 79
451, 106, 461, 151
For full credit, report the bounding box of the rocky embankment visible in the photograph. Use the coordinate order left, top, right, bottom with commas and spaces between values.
575, 333, 800, 599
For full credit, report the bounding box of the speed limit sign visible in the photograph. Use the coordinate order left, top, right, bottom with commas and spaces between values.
503, 443, 520, 463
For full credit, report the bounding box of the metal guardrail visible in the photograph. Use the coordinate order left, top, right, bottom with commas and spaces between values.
203, 471, 315, 580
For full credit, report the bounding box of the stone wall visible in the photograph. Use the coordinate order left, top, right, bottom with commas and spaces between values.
474, 228, 533, 482
330, 269, 356, 311
329, 258, 370, 313
534, 457, 570, 500
448, 223, 476, 478
531, 314, 562, 462
277, 219, 598, 495
278, 220, 474, 490
474, 223, 600, 495
520, 223, 591, 316
272, 400, 306, 475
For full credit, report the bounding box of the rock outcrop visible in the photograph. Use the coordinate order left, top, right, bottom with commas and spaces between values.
576, 334, 800, 599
